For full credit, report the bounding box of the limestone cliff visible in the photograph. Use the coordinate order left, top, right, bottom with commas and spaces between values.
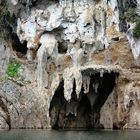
0, 0, 140, 129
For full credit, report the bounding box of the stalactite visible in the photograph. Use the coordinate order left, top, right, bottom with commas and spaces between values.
63, 65, 119, 102
63, 67, 82, 101
87, 82, 98, 109
94, 82, 99, 93
37, 44, 48, 92
37, 34, 58, 92
70, 47, 83, 67
74, 69, 82, 98
63, 68, 74, 101
83, 75, 90, 94
100, 69, 104, 77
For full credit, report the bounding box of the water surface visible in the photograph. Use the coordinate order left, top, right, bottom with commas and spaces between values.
0, 129, 140, 140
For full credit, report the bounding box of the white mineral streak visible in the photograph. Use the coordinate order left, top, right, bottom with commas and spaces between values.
108, 0, 119, 29
127, 23, 140, 60
97, 8, 108, 47
37, 34, 58, 92
37, 43, 48, 93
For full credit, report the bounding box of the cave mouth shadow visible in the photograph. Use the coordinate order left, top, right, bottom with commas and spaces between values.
11, 33, 28, 57
49, 71, 119, 129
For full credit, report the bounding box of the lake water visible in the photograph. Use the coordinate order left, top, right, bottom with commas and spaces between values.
0, 129, 140, 140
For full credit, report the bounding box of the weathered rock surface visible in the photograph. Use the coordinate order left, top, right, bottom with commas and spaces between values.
0, 0, 140, 129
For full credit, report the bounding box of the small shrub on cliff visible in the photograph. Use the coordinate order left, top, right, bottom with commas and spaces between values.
6, 60, 21, 78
124, 8, 140, 38
0, 0, 16, 40
125, 8, 139, 22
133, 21, 140, 38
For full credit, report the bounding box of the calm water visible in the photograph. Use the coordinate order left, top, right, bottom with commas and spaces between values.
0, 129, 140, 140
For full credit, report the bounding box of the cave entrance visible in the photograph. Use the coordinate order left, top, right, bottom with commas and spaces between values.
49, 70, 119, 129
11, 33, 28, 58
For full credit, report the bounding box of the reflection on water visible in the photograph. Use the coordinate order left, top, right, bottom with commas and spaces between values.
0, 129, 140, 140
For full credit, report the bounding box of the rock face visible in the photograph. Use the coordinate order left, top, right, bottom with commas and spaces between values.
0, 0, 140, 129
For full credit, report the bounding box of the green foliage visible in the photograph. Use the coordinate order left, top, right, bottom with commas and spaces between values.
0, 0, 16, 40
124, 8, 139, 22
123, 8, 140, 38
6, 60, 21, 78
133, 21, 140, 38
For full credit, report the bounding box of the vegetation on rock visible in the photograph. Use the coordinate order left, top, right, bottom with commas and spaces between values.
0, 0, 16, 40
124, 8, 139, 23
124, 7, 140, 38
6, 60, 21, 78
133, 21, 140, 38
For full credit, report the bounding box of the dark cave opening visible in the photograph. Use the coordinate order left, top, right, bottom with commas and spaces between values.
49, 80, 66, 129
87, 72, 118, 128
49, 71, 119, 129
57, 42, 68, 54
11, 33, 28, 57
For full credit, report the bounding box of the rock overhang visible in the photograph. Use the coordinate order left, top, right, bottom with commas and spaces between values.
80, 65, 121, 75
